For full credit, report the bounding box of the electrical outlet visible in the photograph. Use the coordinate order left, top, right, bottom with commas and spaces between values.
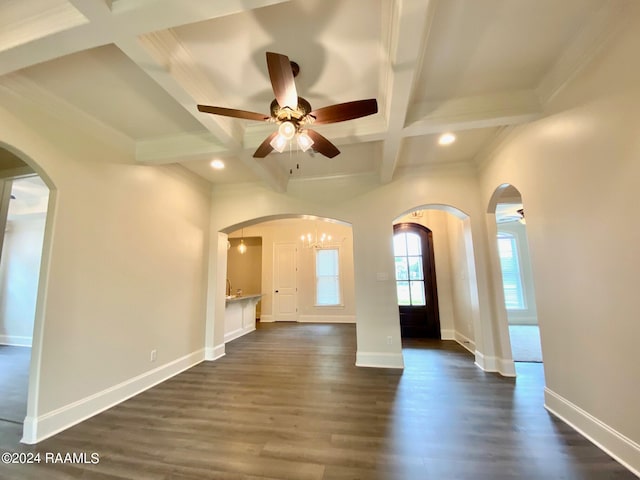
386, 336, 393, 345
150, 349, 157, 362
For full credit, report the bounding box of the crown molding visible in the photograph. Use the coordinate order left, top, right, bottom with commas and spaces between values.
0, 73, 134, 154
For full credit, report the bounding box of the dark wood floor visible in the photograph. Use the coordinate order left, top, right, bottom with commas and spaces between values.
0, 345, 30, 424
0, 323, 634, 479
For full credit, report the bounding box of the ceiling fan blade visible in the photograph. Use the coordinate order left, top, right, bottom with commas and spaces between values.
253, 132, 278, 158
197, 105, 269, 122
306, 129, 340, 158
266, 52, 298, 110
309, 99, 378, 125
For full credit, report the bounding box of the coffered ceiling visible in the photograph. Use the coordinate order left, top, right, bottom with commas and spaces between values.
0, 0, 631, 191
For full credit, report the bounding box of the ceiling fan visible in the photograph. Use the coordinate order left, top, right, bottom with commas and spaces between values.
497, 206, 525, 224
197, 52, 378, 159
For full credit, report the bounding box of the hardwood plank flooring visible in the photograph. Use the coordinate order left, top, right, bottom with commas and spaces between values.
0, 323, 635, 479
0, 345, 30, 424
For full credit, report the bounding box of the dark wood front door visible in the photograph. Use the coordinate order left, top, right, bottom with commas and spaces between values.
393, 223, 440, 338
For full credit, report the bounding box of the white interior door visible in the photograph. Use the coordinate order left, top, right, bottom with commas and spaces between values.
273, 243, 297, 322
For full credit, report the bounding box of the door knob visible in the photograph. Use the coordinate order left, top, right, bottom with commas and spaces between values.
275, 290, 279, 293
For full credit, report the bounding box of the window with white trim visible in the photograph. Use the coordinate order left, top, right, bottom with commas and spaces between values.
497, 232, 525, 310
315, 248, 341, 306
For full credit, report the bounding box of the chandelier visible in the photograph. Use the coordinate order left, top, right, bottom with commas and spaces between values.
300, 229, 332, 249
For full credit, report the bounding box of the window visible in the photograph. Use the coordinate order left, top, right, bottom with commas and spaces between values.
315, 248, 341, 306
393, 232, 426, 306
497, 233, 525, 309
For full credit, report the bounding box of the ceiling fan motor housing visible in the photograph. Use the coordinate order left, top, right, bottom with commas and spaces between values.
270, 97, 312, 124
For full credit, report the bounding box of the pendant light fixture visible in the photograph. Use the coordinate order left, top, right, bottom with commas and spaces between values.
238, 228, 247, 254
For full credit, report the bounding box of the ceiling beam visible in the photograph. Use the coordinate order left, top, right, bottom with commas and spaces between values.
379, 0, 437, 184
402, 91, 543, 138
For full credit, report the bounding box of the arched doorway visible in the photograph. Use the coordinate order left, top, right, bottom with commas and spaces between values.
210, 215, 356, 356
489, 184, 542, 365
393, 223, 440, 338
392, 205, 479, 357
0, 144, 55, 443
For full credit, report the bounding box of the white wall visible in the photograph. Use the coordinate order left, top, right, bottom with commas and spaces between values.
0, 88, 211, 443
479, 17, 640, 472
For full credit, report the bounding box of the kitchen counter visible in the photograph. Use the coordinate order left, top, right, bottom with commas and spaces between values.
224, 294, 262, 343
225, 293, 262, 304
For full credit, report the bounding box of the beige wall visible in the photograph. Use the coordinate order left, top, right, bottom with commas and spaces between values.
479, 17, 640, 467
0, 88, 211, 442
445, 214, 475, 344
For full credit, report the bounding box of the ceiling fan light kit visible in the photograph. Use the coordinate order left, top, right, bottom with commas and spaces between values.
197, 52, 378, 159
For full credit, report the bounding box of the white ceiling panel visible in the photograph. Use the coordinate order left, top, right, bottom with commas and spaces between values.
413, 0, 606, 102
173, 0, 384, 115
18, 44, 207, 140
181, 156, 262, 185
397, 128, 499, 168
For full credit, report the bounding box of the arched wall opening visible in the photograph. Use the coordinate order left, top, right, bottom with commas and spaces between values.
0, 143, 56, 444
391, 204, 479, 359
209, 214, 355, 358
487, 184, 542, 373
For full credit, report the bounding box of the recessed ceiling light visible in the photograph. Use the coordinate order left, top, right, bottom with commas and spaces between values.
438, 133, 456, 145
210, 159, 225, 170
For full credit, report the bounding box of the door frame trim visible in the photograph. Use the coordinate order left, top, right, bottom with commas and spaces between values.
393, 222, 441, 337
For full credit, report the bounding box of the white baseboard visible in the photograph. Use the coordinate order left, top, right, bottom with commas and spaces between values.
260, 315, 274, 323
474, 351, 516, 377
544, 387, 640, 477
22, 348, 205, 444
454, 331, 476, 354
0, 334, 32, 347
356, 351, 404, 369
224, 325, 255, 343
441, 329, 455, 340
298, 314, 356, 324
205, 344, 225, 361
